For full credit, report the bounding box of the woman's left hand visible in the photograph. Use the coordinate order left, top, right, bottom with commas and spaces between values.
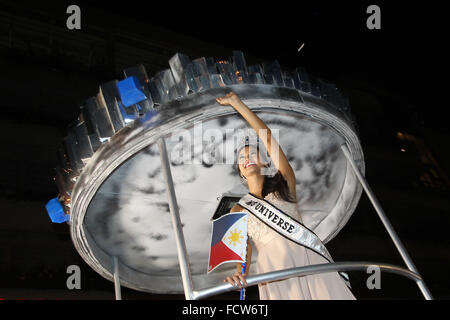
223, 271, 248, 289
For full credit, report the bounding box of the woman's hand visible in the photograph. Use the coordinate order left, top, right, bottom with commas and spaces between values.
216, 91, 242, 107
224, 271, 248, 289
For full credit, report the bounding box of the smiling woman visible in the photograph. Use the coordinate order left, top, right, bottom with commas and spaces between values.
236, 144, 295, 204
217, 91, 356, 300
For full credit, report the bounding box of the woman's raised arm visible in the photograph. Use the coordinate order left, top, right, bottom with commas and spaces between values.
216, 91, 296, 196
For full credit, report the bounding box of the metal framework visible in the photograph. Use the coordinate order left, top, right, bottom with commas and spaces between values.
110, 141, 433, 300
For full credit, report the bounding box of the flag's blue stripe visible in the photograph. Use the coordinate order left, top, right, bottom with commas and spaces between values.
211, 213, 246, 247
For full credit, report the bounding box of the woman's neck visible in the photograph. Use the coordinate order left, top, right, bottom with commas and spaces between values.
247, 175, 265, 199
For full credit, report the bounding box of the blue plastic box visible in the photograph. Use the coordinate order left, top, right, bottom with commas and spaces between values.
45, 198, 70, 223
117, 76, 147, 107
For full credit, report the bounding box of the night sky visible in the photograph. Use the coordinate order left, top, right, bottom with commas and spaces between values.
0, 0, 448, 301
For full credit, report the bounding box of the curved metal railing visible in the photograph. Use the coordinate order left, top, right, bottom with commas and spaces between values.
191, 261, 423, 300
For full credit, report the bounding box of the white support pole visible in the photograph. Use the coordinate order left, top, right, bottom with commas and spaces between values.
340, 144, 433, 300
157, 137, 194, 300
113, 256, 122, 300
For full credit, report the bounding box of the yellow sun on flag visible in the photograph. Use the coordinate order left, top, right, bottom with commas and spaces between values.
228, 228, 244, 246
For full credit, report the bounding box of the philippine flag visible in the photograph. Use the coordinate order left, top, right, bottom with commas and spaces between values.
207, 212, 248, 273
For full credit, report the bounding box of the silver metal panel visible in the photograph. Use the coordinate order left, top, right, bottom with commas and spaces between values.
247, 72, 264, 85
118, 101, 140, 124
154, 69, 180, 102
85, 96, 115, 140
216, 61, 233, 74
147, 80, 164, 106
282, 71, 295, 89
221, 72, 237, 85
152, 77, 171, 104
263, 73, 275, 85
73, 121, 94, 163
99, 81, 125, 132
248, 64, 264, 75
205, 57, 218, 74
182, 63, 200, 94
263, 60, 285, 87
196, 75, 212, 91
209, 74, 225, 88
294, 67, 311, 93
232, 50, 248, 73
168, 53, 196, 95
80, 106, 101, 152
168, 54, 189, 96
192, 57, 209, 77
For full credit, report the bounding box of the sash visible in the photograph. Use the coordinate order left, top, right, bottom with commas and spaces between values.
238, 193, 351, 288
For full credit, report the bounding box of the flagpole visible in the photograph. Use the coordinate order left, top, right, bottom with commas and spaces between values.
240, 262, 246, 300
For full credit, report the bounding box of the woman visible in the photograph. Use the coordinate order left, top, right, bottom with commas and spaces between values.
216, 91, 356, 300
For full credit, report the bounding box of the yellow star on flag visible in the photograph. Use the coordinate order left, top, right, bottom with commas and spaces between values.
228, 228, 244, 246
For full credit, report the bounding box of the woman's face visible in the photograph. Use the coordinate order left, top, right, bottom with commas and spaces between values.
238, 146, 263, 179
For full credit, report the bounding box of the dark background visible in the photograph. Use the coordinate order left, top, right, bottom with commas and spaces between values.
0, 0, 448, 300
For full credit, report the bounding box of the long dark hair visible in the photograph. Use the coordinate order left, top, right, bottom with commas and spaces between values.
235, 145, 297, 203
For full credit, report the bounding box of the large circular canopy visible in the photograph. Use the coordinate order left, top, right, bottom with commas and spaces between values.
57, 52, 365, 294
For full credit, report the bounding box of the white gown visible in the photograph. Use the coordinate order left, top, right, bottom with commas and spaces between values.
243, 192, 356, 300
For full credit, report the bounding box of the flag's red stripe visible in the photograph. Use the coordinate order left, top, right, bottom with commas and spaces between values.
209, 240, 243, 271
